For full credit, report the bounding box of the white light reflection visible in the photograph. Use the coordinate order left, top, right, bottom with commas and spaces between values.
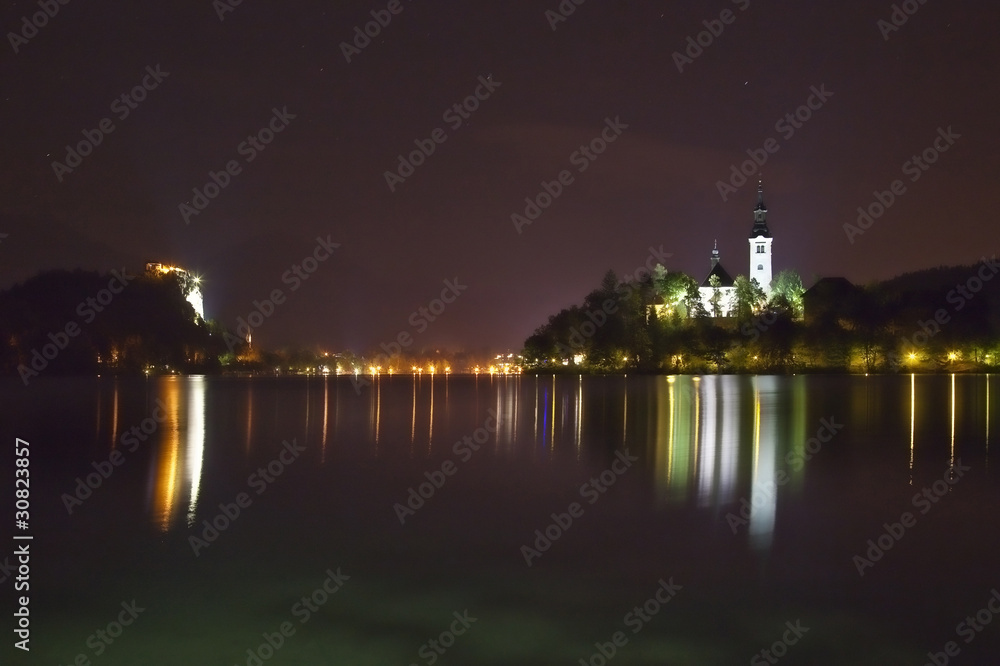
697, 376, 716, 507
185, 376, 206, 527
748, 376, 777, 552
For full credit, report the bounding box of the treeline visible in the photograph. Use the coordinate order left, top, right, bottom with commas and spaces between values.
0, 269, 227, 381
522, 260, 1000, 373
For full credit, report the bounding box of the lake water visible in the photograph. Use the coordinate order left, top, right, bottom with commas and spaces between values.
5, 373, 999, 665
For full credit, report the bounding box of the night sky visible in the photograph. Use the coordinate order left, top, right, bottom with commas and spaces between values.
2, 0, 998, 353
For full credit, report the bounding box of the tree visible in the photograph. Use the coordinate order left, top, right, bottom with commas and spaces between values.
684, 278, 708, 319
769, 269, 805, 319
708, 275, 723, 317
730, 275, 767, 322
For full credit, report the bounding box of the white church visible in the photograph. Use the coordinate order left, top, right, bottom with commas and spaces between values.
696, 182, 773, 317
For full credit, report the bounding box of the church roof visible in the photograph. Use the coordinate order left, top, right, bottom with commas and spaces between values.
750, 182, 772, 239
702, 262, 735, 288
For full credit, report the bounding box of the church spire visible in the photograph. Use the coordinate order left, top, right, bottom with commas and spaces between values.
710, 239, 720, 267
748, 180, 774, 296
750, 180, 771, 238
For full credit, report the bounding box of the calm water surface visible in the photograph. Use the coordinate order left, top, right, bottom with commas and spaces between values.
4, 374, 999, 664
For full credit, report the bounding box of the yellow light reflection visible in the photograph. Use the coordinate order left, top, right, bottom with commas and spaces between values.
245, 383, 253, 455
653, 376, 673, 506
950, 373, 956, 469
661, 377, 694, 503
375, 376, 382, 452
718, 376, 739, 505
411, 374, 417, 451
110, 381, 120, 449
428, 373, 434, 452
96, 388, 102, 438
151, 378, 206, 531
153, 380, 181, 531
788, 375, 807, 490
909, 373, 915, 481
667, 377, 675, 487
622, 376, 628, 447
322, 377, 329, 464
528, 377, 538, 454
551, 374, 556, 454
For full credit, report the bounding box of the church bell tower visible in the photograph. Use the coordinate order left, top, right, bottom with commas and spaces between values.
748, 182, 773, 294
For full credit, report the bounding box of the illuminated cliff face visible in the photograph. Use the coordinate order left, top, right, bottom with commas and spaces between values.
185, 285, 204, 320
145, 262, 205, 319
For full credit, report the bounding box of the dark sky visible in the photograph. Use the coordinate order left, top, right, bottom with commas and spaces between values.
2, 0, 998, 353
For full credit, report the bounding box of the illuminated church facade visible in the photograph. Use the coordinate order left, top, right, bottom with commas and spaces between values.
696, 183, 774, 317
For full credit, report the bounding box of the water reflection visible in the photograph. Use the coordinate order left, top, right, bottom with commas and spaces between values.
111, 380, 120, 449
128, 373, 995, 537
149, 377, 206, 531
904, 373, 993, 476
910, 374, 916, 481
245, 381, 253, 454
951, 373, 957, 469
321, 378, 329, 463
749, 376, 777, 551
185, 377, 206, 527
151, 381, 179, 530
